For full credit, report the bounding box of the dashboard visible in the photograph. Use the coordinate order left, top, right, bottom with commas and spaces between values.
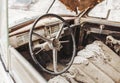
9, 22, 66, 48
9, 16, 75, 48
9, 20, 72, 48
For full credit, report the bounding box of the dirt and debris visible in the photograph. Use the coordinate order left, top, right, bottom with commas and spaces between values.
48, 41, 120, 83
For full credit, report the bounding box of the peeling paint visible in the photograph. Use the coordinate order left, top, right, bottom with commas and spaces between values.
59, 0, 103, 11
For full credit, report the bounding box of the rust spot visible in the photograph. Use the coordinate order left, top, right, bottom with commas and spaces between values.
59, 0, 103, 12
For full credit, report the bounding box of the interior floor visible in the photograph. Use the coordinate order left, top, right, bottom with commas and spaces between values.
48, 41, 120, 83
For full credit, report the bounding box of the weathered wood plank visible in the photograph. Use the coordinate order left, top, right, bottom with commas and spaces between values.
95, 41, 120, 73
68, 65, 96, 83
89, 58, 120, 83
77, 62, 115, 83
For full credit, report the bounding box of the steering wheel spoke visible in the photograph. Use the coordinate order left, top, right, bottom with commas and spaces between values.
33, 32, 52, 43
56, 23, 64, 39
53, 48, 58, 73
60, 40, 70, 43
34, 48, 43, 55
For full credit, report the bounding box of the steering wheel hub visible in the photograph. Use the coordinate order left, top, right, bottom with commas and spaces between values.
52, 38, 61, 50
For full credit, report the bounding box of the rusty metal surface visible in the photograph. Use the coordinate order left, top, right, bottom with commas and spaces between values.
59, 0, 103, 11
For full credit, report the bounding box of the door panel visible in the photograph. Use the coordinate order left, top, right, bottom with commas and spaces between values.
0, 0, 9, 69
10, 47, 47, 83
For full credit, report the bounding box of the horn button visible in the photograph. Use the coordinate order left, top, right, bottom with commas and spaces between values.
52, 38, 61, 50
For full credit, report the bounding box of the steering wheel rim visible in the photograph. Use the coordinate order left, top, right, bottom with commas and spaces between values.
29, 13, 76, 75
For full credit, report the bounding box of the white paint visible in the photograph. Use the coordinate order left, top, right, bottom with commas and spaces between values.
73, 41, 105, 64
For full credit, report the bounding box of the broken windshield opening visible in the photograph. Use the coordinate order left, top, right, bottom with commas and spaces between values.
8, 0, 102, 28
8, 0, 76, 28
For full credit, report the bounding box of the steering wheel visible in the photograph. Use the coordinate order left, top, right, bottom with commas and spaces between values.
29, 14, 76, 75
